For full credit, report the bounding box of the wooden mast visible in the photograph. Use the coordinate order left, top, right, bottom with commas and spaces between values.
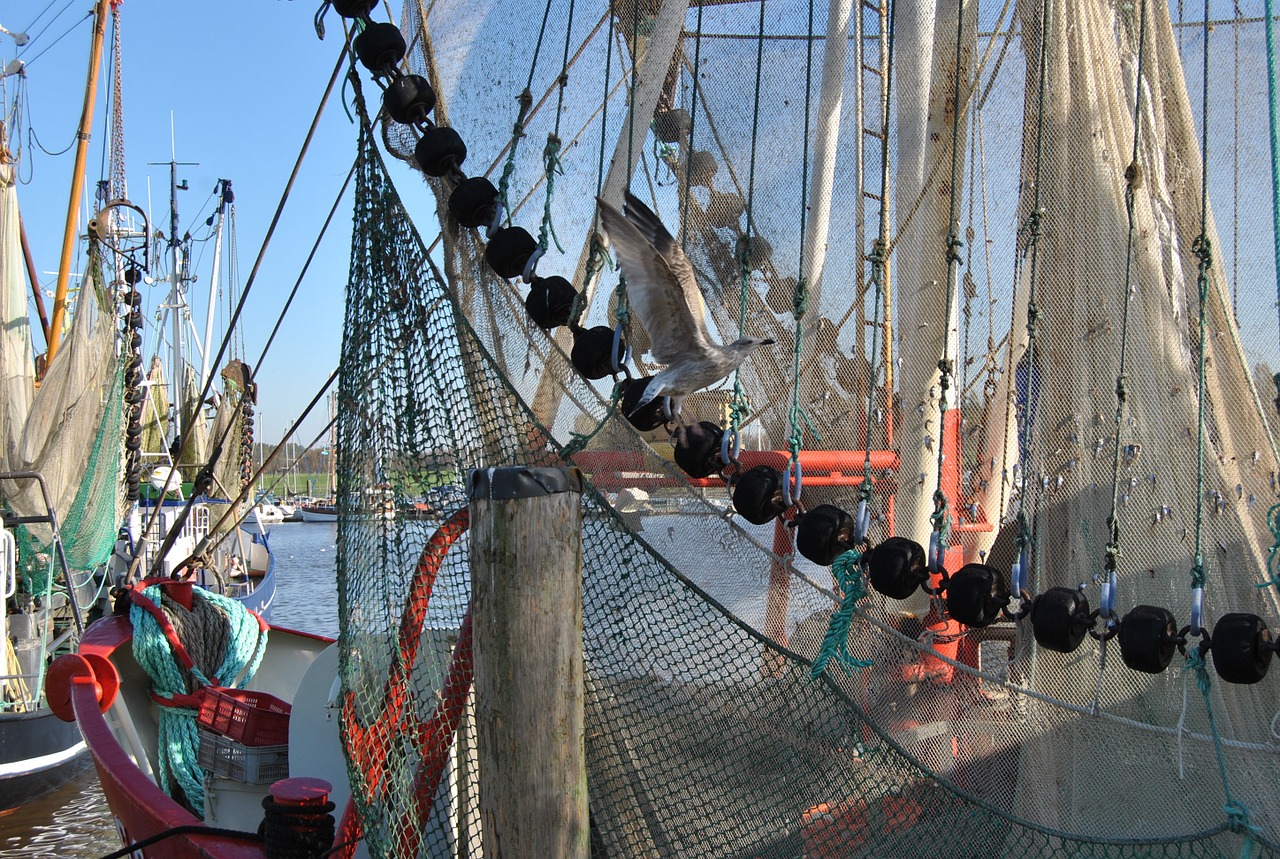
45, 0, 112, 365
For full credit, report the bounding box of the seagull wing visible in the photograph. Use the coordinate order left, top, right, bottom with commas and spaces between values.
598, 195, 715, 367
620, 193, 713, 345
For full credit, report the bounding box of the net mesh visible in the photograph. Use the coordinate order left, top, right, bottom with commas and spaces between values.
336, 1, 1280, 856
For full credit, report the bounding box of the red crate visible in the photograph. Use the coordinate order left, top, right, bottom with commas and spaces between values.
197, 687, 291, 747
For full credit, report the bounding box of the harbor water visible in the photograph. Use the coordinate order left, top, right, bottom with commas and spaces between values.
0, 521, 341, 859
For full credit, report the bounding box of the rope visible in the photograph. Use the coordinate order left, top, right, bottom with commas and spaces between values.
1186, 5, 1257, 846
810, 549, 872, 678
130, 584, 268, 815
928, 0, 978, 556
1101, 0, 1149, 588
1267, 0, 1280, 350
727, 0, 770, 450
784, 0, 817, 478
1185, 648, 1260, 856
535, 0, 577, 255
495, 0, 555, 221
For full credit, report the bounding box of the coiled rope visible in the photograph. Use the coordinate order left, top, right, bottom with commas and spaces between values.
129, 582, 269, 816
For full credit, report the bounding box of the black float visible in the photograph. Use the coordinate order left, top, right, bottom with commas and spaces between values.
524, 276, 578, 330
1030, 587, 1092, 654
484, 227, 538, 280
1117, 604, 1179, 674
943, 563, 1010, 628
569, 325, 619, 380
795, 505, 857, 567
865, 536, 928, 600
1210, 613, 1274, 685
353, 22, 407, 74
619, 377, 666, 431
414, 127, 467, 177
731, 466, 786, 525
672, 421, 725, 479
449, 178, 500, 229
383, 74, 436, 125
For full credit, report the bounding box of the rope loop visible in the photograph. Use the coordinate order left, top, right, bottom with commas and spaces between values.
792, 276, 809, 318
945, 232, 964, 264
810, 549, 872, 679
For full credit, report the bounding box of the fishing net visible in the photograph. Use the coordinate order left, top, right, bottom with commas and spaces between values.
336, 0, 1280, 856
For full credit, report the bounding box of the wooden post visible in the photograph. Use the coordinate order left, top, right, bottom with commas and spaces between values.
469, 466, 587, 859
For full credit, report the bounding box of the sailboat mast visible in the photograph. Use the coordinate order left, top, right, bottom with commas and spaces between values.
168, 159, 184, 446
200, 180, 229, 392
45, 0, 111, 365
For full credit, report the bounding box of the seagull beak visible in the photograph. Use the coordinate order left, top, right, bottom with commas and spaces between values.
761, 338, 775, 346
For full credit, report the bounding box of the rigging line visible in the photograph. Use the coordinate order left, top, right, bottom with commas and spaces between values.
20, 0, 62, 33
861, 0, 899, 490
495, 0, 558, 220
1009, 0, 1053, 545
178, 367, 341, 568
17, 0, 78, 54
1101, 0, 1149, 583
1190, 0, 1213, 594
784, 0, 816, 464
255, 160, 356, 371
679, 0, 706, 249
1266, 0, 1280, 350
535, 0, 577, 255
131, 45, 349, 570
19, 7, 92, 68
931, 0, 973, 520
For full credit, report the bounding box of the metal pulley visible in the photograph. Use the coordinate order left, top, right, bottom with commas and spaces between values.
673, 421, 725, 479
1209, 612, 1274, 685
1030, 587, 1092, 654
731, 465, 786, 525
524, 276, 578, 330
353, 22, 407, 74
569, 325, 618, 381
795, 505, 856, 567
865, 536, 928, 600
942, 563, 1010, 628
449, 177, 500, 229
383, 74, 436, 125
414, 126, 467, 177
484, 227, 537, 280
1117, 604, 1179, 674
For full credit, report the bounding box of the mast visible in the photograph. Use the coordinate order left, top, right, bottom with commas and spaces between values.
46, 0, 111, 365
200, 180, 231, 391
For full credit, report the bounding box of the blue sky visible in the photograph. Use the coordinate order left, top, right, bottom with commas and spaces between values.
4, 0, 374, 451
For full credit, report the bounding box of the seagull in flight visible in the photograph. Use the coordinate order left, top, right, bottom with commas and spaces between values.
597, 192, 773, 413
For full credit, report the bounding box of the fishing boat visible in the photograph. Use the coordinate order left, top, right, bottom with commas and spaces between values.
0, 0, 278, 812
51, 0, 1280, 857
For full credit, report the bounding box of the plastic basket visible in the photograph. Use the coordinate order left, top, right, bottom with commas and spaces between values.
198, 728, 289, 784
197, 687, 291, 747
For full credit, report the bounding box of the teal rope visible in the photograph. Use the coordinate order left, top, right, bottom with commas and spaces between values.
1185, 648, 1260, 854
130, 585, 269, 816
810, 549, 873, 679
1189, 0, 1213, 594
1102, 0, 1148, 585
729, 0, 768, 433
536, 0, 577, 255
784, 0, 817, 467
495, 0, 555, 220
537, 135, 566, 253
1267, 0, 1280, 347
1259, 501, 1280, 590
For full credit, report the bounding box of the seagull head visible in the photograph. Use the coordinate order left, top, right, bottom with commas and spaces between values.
723, 336, 775, 365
